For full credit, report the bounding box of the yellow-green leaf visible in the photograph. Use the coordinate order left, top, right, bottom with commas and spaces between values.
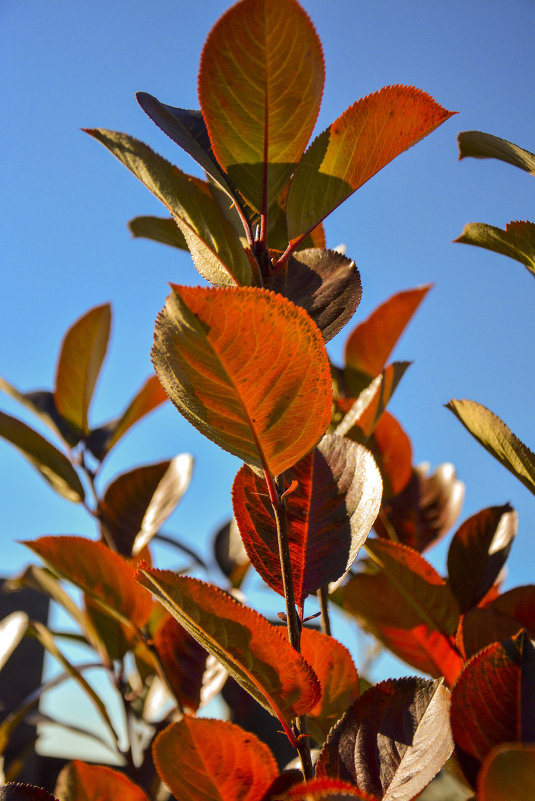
128, 215, 188, 250
455, 220, 535, 276
457, 131, 535, 175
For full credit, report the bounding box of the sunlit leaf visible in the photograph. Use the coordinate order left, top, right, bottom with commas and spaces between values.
277, 779, 379, 800
367, 411, 412, 498
0, 612, 28, 672
85, 129, 253, 287
53, 304, 110, 437
0, 379, 77, 446
477, 743, 535, 801
457, 131, 535, 175
0, 411, 85, 502
0, 785, 58, 801
199, 0, 325, 211
98, 455, 193, 555
152, 285, 332, 476
55, 761, 150, 801
450, 631, 535, 763
447, 504, 517, 613
287, 87, 454, 243
128, 215, 188, 250
153, 613, 207, 713
316, 677, 454, 801
447, 399, 535, 497
335, 363, 410, 440
153, 717, 278, 801
213, 517, 250, 589
455, 221, 535, 276
233, 435, 382, 606
136, 571, 320, 728
270, 249, 362, 342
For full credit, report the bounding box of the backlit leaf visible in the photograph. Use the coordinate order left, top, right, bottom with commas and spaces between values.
0, 411, 85, 502
455, 221, 535, 276
316, 677, 454, 801
85, 129, 253, 287
367, 412, 412, 498
0, 786, 58, 801
447, 504, 517, 613
213, 517, 250, 589
53, 304, 110, 437
287, 87, 454, 243
270, 249, 362, 342
135, 571, 320, 727
232, 435, 382, 606
152, 285, 332, 476
98, 455, 193, 555
128, 215, 188, 250
55, 761, 150, 801
153, 717, 278, 801
153, 614, 208, 713
278, 779, 379, 800
457, 131, 535, 175
450, 631, 535, 763
24, 536, 154, 630
335, 363, 410, 440
447, 400, 535, 497
199, 0, 325, 211
477, 743, 535, 801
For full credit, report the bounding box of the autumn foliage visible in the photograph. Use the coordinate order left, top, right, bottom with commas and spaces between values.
2, 1, 535, 800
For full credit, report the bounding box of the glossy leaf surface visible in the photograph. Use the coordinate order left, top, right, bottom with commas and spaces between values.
199, 0, 325, 211
0, 612, 28, 672
287, 87, 454, 243
0, 411, 85, 502
152, 285, 332, 476
447, 400, 535, 496
153, 717, 278, 801
455, 221, 535, 276
153, 614, 208, 712
128, 215, 188, 250
457, 130, 535, 174
316, 677, 453, 801
477, 743, 535, 801
233, 436, 382, 606
136, 571, 320, 726
55, 761, 150, 801
54, 304, 110, 437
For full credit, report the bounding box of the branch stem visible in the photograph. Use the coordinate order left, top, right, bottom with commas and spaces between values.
317, 585, 332, 636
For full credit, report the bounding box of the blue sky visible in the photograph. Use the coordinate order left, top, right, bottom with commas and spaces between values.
2, 0, 535, 759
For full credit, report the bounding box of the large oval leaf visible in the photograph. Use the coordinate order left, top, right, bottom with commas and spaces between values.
153, 717, 278, 801
287, 87, 454, 243
55, 761, 150, 801
135, 571, 320, 729
199, 0, 325, 212
152, 285, 332, 476
233, 435, 382, 606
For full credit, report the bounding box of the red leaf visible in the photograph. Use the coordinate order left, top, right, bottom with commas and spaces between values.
153, 613, 208, 713
0, 787, 58, 801
278, 779, 379, 800
477, 743, 535, 801
55, 761, 150, 801
367, 412, 412, 499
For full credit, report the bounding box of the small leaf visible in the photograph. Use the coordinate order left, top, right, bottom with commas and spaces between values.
455, 221, 535, 276
457, 131, 535, 175
270, 249, 362, 343
213, 517, 250, 589
367, 411, 412, 498
477, 743, 535, 801
85, 129, 253, 287
278, 779, 379, 800
98, 454, 193, 556
199, 0, 325, 211
491, 585, 535, 634
0, 411, 85, 502
447, 504, 517, 613
233, 436, 382, 607
0, 786, 59, 801
447, 400, 535, 497
457, 608, 525, 661
0, 379, 77, 446
135, 571, 320, 728
153, 718, 278, 801
55, 761, 150, 801
128, 215, 188, 250
316, 677, 454, 801
0, 612, 28, 672
287, 87, 454, 243
153, 614, 208, 712
335, 362, 410, 440
152, 285, 332, 476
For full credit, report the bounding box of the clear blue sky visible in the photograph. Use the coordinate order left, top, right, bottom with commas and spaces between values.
1, 0, 534, 759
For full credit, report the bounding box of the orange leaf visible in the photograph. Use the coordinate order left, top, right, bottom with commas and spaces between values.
278, 779, 379, 800
477, 743, 535, 801
153, 614, 207, 713
367, 411, 412, 498
153, 718, 278, 801
55, 760, 150, 801
152, 285, 332, 476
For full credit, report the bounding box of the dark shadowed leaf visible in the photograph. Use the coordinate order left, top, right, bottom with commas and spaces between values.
455, 221, 535, 276
270, 249, 361, 342
232, 435, 382, 606
447, 400, 535, 497
0, 411, 85, 502
287, 87, 454, 243
98, 455, 193, 556
128, 215, 188, 250
367, 411, 412, 499
491, 586, 535, 633
153, 717, 278, 801
457, 131, 535, 174
277, 779, 379, 800
457, 608, 525, 661
199, 0, 325, 212
477, 743, 535, 801
335, 363, 410, 440
0, 786, 58, 801
153, 613, 208, 713
0, 380, 78, 446
447, 504, 517, 613
316, 677, 453, 801
213, 517, 250, 589
374, 462, 464, 552
55, 761, 150, 801
54, 304, 111, 438
450, 631, 535, 763
152, 285, 332, 477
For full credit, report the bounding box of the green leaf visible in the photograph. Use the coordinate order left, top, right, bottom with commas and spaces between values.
198, 0, 325, 212
457, 131, 535, 175
84, 129, 253, 287
447, 399, 535, 497
128, 215, 188, 250
454, 221, 535, 276
0, 411, 85, 502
